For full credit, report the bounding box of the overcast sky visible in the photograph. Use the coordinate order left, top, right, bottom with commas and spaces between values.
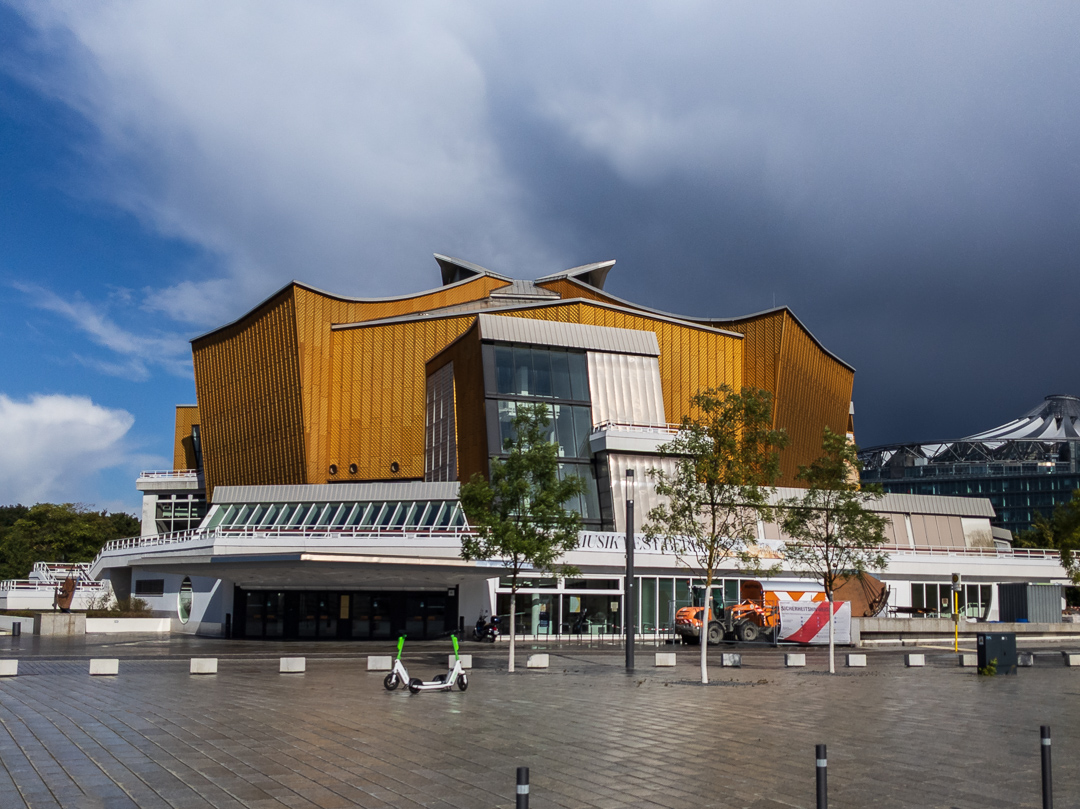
1, 2, 1078, 511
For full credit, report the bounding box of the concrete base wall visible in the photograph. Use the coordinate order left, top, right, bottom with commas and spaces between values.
85, 618, 171, 633
34, 612, 86, 636
855, 617, 1080, 646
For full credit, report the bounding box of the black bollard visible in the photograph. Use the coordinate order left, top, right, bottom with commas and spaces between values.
1041, 726, 1053, 809
516, 766, 529, 809
816, 744, 827, 809
11, 623, 20, 637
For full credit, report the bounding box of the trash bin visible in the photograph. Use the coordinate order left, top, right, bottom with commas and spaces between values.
977, 632, 1017, 675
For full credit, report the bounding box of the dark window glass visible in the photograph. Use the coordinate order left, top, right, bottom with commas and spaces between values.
531, 348, 553, 397
134, 579, 165, 597
568, 352, 589, 401
554, 404, 575, 458
264, 592, 284, 638
513, 347, 532, 395
495, 345, 514, 394
573, 405, 593, 457
550, 350, 572, 400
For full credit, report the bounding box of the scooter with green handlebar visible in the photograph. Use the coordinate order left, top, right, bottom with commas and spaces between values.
408, 634, 469, 693
383, 635, 411, 691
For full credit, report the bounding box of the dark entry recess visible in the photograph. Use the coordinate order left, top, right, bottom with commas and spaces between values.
234, 587, 458, 640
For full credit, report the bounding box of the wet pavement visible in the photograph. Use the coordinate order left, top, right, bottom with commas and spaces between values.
0, 634, 1077, 808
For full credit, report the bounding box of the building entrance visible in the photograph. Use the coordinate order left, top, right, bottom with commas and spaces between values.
235, 588, 457, 640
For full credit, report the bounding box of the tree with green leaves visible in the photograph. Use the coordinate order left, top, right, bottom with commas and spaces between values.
779, 427, 888, 674
643, 385, 788, 685
459, 402, 585, 672
1017, 489, 1080, 582
0, 503, 141, 580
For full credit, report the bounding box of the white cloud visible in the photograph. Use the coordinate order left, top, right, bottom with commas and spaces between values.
15, 283, 192, 379
0, 393, 136, 504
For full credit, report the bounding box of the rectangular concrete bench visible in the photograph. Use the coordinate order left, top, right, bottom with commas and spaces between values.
846, 654, 866, 668
526, 654, 549, 669
1018, 652, 1034, 667
190, 658, 218, 675
905, 653, 925, 668
785, 653, 806, 668
367, 656, 393, 671
721, 653, 742, 668
1062, 652, 1080, 667
654, 653, 677, 667
958, 654, 977, 668
0, 659, 17, 677
280, 657, 306, 673
450, 654, 473, 669
90, 659, 119, 676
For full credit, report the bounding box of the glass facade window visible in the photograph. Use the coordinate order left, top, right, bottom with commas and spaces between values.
495, 345, 589, 401
207, 499, 466, 532
155, 495, 208, 534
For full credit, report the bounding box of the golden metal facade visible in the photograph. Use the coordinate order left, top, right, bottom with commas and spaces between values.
172, 405, 200, 470
188, 267, 851, 496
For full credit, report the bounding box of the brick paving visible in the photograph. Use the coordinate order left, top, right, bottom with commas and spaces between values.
0, 636, 1077, 808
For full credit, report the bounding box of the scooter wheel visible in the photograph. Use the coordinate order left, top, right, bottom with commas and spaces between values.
383, 672, 399, 691
432, 674, 445, 684
408, 678, 423, 694
456, 672, 469, 692
486, 634, 496, 643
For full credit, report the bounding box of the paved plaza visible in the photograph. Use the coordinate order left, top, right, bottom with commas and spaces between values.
0, 636, 1077, 808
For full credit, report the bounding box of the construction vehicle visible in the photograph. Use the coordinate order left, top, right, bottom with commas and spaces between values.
674, 579, 822, 644
674, 574, 889, 644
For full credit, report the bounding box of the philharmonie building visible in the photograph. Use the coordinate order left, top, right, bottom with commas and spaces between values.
86, 255, 1068, 639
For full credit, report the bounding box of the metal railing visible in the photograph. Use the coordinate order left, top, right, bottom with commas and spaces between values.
0, 578, 106, 592
591, 421, 681, 434
138, 469, 201, 480
881, 544, 1060, 560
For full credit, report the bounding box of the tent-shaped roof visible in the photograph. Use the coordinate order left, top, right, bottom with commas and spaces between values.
963, 395, 1080, 442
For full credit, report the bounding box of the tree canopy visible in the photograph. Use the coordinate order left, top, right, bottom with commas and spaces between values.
0, 503, 141, 580
779, 427, 888, 673
459, 402, 585, 671
1017, 488, 1080, 582
643, 385, 787, 684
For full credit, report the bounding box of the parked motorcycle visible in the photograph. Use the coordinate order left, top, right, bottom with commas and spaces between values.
473, 614, 500, 643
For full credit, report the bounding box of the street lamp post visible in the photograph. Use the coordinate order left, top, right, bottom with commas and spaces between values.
625, 469, 635, 672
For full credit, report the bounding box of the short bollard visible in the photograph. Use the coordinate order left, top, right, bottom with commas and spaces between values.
516, 766, 529, 809
816, 744, 827, 809
1041, 725, 1052, 809
11, 623, 20, 637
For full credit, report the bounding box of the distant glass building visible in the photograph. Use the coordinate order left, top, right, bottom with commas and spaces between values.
859, 395, 1080, 538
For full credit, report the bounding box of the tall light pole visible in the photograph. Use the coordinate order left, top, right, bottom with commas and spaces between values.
625, 468, 635, 672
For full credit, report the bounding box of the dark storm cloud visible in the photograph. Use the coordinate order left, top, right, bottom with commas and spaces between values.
6, 1, 1080, 449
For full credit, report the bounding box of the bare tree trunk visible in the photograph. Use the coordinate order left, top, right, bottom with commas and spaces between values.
828, 591, 835, 675
509, 590, 516, 673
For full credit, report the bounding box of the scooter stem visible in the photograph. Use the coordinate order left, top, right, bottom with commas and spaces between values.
396, 635, 405, 660
451, 634, 459, 660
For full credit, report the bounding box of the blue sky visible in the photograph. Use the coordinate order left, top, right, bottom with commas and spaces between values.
2, 2, 1079, 514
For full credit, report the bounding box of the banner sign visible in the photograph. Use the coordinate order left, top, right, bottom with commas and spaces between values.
779, 601, 850, 645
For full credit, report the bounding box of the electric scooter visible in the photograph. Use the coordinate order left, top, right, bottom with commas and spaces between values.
407, 635, 469, 693
383, 635, 411, 691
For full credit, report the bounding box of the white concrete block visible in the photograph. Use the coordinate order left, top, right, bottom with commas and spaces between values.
785, 653, 806, 668
654, 653, 677, 667
89, 658, 119, 676
450, 654, 473, 669
905, 653, 925, 668
526, 654, 549, 669
846, 654, 867, 668
721, 653, 742, 668
958, 654, 977, 668
0, 659, 17, 677
1062, 652, 1080, 667
190, 658, 218, 675
1018, 652, 1034, 667
367, 656, 393, 671
280, 657, 306, 673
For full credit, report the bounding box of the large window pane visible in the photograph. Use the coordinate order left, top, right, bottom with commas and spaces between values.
568, 352, 589, 401
531, 348, 553, 397
513, 347, 532, 395
554, 404, 575, 457
495, 345, 514, 394
550, 350, 572, 400
658, 578, 674, 629
572, 406, 593, 457
498, 400, 517, 449
641, 577, 657, 632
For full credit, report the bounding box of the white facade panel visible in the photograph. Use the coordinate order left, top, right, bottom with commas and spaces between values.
587, 352, 666, 428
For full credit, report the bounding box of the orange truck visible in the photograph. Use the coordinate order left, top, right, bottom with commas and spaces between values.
674, 579, 826, 644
